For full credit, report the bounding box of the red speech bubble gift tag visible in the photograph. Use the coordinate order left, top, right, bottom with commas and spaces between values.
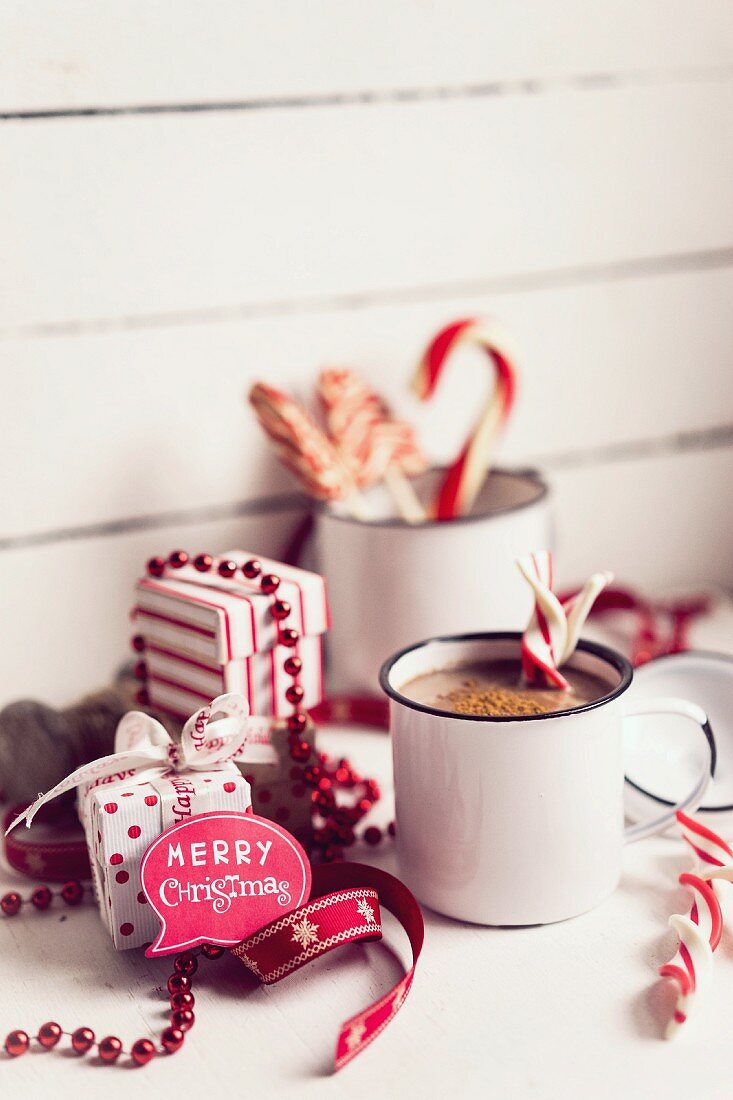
140, 811, 311, 956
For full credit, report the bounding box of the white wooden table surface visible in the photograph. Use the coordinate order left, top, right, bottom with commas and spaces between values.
3, 713, 733, 1100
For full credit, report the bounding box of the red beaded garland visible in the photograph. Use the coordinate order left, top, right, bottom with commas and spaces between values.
201, 943, 225, 960
133, 659, 147, 680
1, 891, 21, 916
279, 628, 299, 648
363, 825, 383, 846
170, 991, 194, 1011
61, 880, 84, 906
260, 573, 280, 595
30, 886, 53, 911
132, 634, 145, 652
170, 1009, 195, 1033
168, 550, 189, 569
173, 952, 198, 977
287, 712, 307, 734
4, 1030, 29, 1057
242, 558, 261, 579
161, 1027, 185, 1054
271, 599, 291, 621
167, 973, 190, 996
147, 556, 166, 578
218, 559, 237, 578
37, 1021, 62, 1049
193, 553, 213, 572
136, 687, 151, 707
283, 655, 302, 676
71, 1027, 95, 1054
131, 1038, 156, 1066
98, 1036, 123, 1063
285, 684, 304, 705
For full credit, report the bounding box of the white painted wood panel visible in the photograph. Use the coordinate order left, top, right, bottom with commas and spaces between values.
551, 446, 733, 591
2, 1, 732, 113
3, 265, 732, 539
1, 446, 730, 707
0, 511, 300, 706
3, 81, 733, 330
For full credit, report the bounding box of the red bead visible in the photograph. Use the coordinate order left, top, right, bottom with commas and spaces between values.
335, 766, 350, 784
283, 656, 302, 676
317, 777, 332, 793
289, 740, 311, 763
313, 790, 335, 813
136, 687, 150, 707
323, 844, 344, 863
218, 559, 237, 578
260, 573, 280, 595
193, 553, 213, 572
303, 765, 321, 787
271, 599, 291, 621
170, 1010, 195, 1032
4, 1030, 29, 1057
388, 820, 396, 837
242, 559, 261, 579
31, 886, 53, 911
131, 1038, 156, 1066
170, 991, 194, 1011
287, 712, 307, 734
279, 628, 299, 648
133, 659, 147, 680
37, 1022, 62, 1049
333, 824, 355, 846
61, 880, 84, 906
357, 798, 373, 816
363, 825, 382, 846
132, 634, 146, 652
98, 1035, 123, 1063
285, 684, 304, 705
168, 550, 189, 569
174, 952, 198, 976
147, 556, 166, 577
71, 1027, 95, 1054
201, 942, 225, 960
167, 973, 190, 995
160, 1026, 185, 1054
1, 891, 22, 916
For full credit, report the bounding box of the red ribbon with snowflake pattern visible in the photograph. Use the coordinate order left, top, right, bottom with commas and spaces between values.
232, 861, 423, 1071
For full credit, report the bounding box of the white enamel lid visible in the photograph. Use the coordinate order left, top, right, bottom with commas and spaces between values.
624, 651, 733, 828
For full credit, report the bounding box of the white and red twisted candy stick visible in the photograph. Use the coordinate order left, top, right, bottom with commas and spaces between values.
657, 811, 731, 1038
249, 382, 369, 519
517, 551, 613, 689
412, 318, 518, 520
658, 870, 722, 1038
318, 368, 427, 522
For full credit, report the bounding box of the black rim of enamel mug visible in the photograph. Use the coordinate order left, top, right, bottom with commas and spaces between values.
623, 649, 728, 813
379, 631, 717, 799
320, 467, 548, 530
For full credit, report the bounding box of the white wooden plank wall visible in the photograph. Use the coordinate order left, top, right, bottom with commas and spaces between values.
1, 2, 731, 705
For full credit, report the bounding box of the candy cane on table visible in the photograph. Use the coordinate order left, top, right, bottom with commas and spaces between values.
412, 318, 518, 520
516, 551, 613, 689
658, 871, 722, 1038
318, 368, 427, 523
249, 382, 371, 520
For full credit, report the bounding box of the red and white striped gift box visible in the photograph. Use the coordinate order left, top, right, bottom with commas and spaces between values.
132, 550, 328, 726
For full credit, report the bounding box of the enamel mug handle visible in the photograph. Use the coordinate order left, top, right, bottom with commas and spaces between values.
623, 696, 716, 844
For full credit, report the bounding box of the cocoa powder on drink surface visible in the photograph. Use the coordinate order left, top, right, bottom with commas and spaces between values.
437, 682, 549, 717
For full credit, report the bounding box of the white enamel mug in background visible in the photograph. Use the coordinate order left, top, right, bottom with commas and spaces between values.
316, 468, 551, 695
380, 633, 715, 926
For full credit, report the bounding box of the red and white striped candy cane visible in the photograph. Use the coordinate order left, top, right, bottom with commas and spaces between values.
413, 318, 518, 520
517, 551, 613, 689
318, 368, 427, 522
658, 871, 722, 1038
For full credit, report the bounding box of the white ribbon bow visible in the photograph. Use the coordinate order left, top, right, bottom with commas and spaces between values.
7, 693, 250, 834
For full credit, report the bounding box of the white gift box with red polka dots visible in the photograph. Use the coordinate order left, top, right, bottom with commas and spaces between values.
81, 766, 251, 951
132, 550, 328, 725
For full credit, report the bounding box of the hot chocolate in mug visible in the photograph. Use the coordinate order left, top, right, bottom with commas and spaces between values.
379, 632, 715, 925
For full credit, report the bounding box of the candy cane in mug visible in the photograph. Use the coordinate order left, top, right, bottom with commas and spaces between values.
413, 318, 518, 520
318, 368, 427, 523
249, 382, 370, 519
517, 551, 613, 689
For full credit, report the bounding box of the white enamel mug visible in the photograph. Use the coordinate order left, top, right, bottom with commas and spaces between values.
316, 468, 551, 695
380, 633, 715, 925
